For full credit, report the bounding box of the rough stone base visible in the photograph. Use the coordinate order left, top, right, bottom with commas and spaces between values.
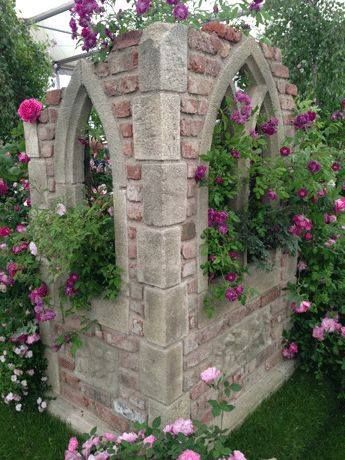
48, 360, 295, 435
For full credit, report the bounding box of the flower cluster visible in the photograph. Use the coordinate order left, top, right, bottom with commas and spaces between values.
70, 0, 105, 51
230, 90, 252, 125
293, 111, 316, 130
288, 214, 313, 240
65, 273, 79, 297
312, 316, 345, 341
64, 367, 246, 459
282, 342, 298, 359
291, 300, 311, 314
260, 117, 279, 136
208, 208, 228, 234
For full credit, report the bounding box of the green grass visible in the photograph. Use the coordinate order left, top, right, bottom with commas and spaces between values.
0, 369, 344, 459
227, 370, 345, 460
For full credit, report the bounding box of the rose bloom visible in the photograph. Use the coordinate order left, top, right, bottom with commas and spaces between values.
280, 146, 291, 156
0, 226, 12, 237
68, 437, 79, 452
173, 3, 189, 20
297, 188, 308, 199
321, 317, 339, 333
200, 366, 222, 384
0, 178, 8, 196
117, 432, 138, 443
18, 152, 30, 164
18, 98, 43, 123
294, 300, 311, 313
266, 189, 278, 201
312, 325, 325, 341
102, 433, 116, 442
171, 418, 194, 436
194, 165, 207, 182
228, 451, 247, 460
225, 272, 237, 282
331, 162, 341, 171
143, 434, 156, 446
177, 450, 201, 460
334, 197, 345, 213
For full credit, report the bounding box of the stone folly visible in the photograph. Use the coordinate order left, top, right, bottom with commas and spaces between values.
24, 22, 297, 433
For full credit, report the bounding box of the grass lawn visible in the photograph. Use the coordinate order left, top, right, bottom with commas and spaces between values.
0, 369, 344, 459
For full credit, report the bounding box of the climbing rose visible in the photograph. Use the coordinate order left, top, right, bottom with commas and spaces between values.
225, 287, 238, 302
228, 451, 247, 460
18, 152, 30, 164
143, 434, 156, 446
293, 111, 316, 130
324, 213, 337, 224
293, 300, 311, 313
334, 197, 345, 213
166, 0, 179, 3
280, 146, 291, 156
307, 160, 321, 174
331, 162, 341, 171
135, 0, 151, 14
177, 450, 200, 460
29, 242, 38, 256
195, 165, 207, 182
249, 0, 263, 12
230, 149, 240, 159
68, 437, 79, 452
18, 98, 43, 123
172, 418, 194, 436
260, 118, 279, 136
297, 188, 308, 199
266, 189, 277, 201
282, 342, 298, 359
0, 226, 11, 237
225, 272, 237, 282
118, 432, 138, 443
173, 3, 189, 20
234, 90, 251, 106
200, 367, 222, 384
321, 317, 339, 333
312, 325, 325, 341
0, 179, 8, 196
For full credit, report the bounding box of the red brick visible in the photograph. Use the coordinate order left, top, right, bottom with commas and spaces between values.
190, 380, 209, 400
58, 355, 75, 371
127, 164, 141, 180
103, 79, 119, 97
187, 162, 196, 178
48, 108, 58, 123
61, 370, 80, 387
46, 89, 62, 106
261, 286, 281, 306
181, 140, 199, 158
271, 62, 289, 79
276, 79, 287, 94
198, 99, 208, 115
122, 141, 133, 157
38, 125, 55, 141
80, 383, 112, 408
119, 75, 139, 94
181, 240, 197, 259
188, 29, 222, 55
47, 178, 55, 192
45, 158, 54, 177
120, 123, 133, 138
273, 47, 282, 61
188, 54, 206, 73
188, 75, 213, 95
113, 30, 142, 50
205, 58, 221, 77
184, 343, 211, 369
112, 100, 131, 118
128, 226, 137, 240
286, 83, 298, 96
94, 401, 129, 432
127, 203, 143, 221
279, 94, 295, 111
180, 119, 204, 137
40, 141, 54, 158
109, 48, 138, 74
181, 97, 199, 114
128, 240, 137, 259
95, 61, 109, 77
39, 109, 49, 123
260, 43, 274, 60
201, 22, 242, 43
103, 328, 139, 352
61, 383, 90, 408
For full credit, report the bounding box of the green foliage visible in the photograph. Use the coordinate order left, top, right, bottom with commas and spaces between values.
0, 0, 51, 142
264, 0, 345, 113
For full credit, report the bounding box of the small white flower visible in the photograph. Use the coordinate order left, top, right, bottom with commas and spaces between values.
14, 369, 23, 376
21, 380, 27, 387
37, 397, 42, 404
27, 369, 35, 376
41, 401, 47, 409
56, 203, 67, 216
14, 347, 21, 355
15, 403, 22, 412
0, 355, 6, 363
11, 375, 17, 382
29, 242, 38, 256
41, 376, 48, 382
0, 336, 5, 342
26, 350, 33, 358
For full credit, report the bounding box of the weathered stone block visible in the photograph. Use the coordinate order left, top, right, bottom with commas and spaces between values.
90, 296, 129, 332
148, 392, 191, 424
28, 159, 48, 207
137, 227, 181, 288
24, 123, 40, 158
142, 163, 187, 225
144, 285, 188, 346
139, 23, 187, 92
75, 337, 119, 393
133, 93, 180, 160
140, 341, 183, 404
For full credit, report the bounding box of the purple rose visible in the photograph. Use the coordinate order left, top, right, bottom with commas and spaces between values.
230, 149, 240, 159
173, 3, 189, 20
307, 160, 321, 174
331, 162, 341, 171
195, 165, 207, 182
280, 146, 291, 156
225, 288, 238, 302
297, 188, 308, 199
260, 118, 279, 136
135, 0, 151, 14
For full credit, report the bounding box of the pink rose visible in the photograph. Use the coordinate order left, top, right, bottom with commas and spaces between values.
93, 453, 109, 460
312, 326, 325, 341
228, 451, 247, 460
177, 450, 201, 460
117, 432, 138, 443
18, 98, 43, 123
102, 432, 116, 442
0, 226, 11, 237
294, 300, 311, 313
200, 366, 222, 384
68, 437, 79, 452
26, 333, 40, 345
18, 152, 30, 164
171, 418, 194, 436
16, 224, 27, 233
340, 326, 345, 337
321, 317, 339, 332
64, 451, 82, 460
0, 179, 8, 196
334, 197, 345, 213
143, 434, 156, 446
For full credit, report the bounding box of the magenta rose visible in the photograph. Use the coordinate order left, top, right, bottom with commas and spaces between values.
173, 3, 189, 20
334, 197, 345, 213
177, 450, 201, 460
280, 146, 291, 156
0, 178, 8, 196
18, 152, 30, 164
18, 98, 43, 123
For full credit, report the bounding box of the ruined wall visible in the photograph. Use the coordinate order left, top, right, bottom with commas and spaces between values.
24, 22, 297, 433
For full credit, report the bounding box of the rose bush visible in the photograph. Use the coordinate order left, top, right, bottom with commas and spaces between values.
64, 367, 245, 460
